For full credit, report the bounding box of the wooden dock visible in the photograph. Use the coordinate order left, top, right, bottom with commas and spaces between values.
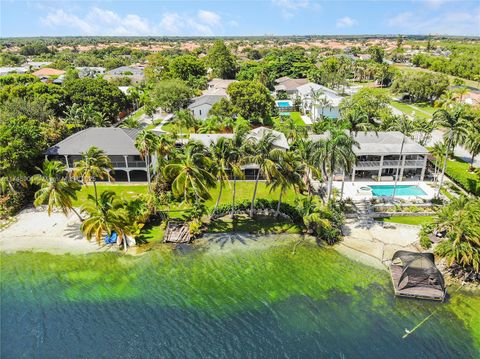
163, 222, 191, 244
389, 264, 446, 301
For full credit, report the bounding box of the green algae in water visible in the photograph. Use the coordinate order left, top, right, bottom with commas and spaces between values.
1, 236, 479, 358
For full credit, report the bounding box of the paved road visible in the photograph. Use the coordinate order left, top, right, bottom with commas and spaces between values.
427, 129, 479, 167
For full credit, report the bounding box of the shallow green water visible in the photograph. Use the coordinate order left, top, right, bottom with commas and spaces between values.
1, 234, 479, 358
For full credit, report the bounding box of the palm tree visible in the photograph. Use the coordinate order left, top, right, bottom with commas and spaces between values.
198, 117, 222, 134
431, 142, 448, 183
164, 143, 216, 204
242, 132, 282, 217
80, 191, 132, 251
293, 138, 320, 195
0, 168, 27, 195
313, 128, 358, 202
210, 137, 233, 218
30, 160, 82, 221
135, 129, 159, 191
436, 90, 455, 108
434, 196, 480, 273
268, 151, 305, 216
388, 115, 415, 200
228, 133, 246, 218
412, 116, 434, 146
454, 87, 469, 102
343, 108, 375, 135
432, 106, 470, 197
465, 127, 480, 171
72, 146, 113, 206
174, 109, 197, 137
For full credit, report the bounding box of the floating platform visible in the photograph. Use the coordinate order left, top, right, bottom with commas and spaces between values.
390, 264, 446, 301
389, 250, 447, 302
163, 222, 191, 244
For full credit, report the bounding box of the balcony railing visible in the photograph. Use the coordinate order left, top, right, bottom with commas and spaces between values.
355, 159, 425, 168
110, 161, 147, 168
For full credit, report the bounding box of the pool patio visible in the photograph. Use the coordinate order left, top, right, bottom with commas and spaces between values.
334, 181, 436, 201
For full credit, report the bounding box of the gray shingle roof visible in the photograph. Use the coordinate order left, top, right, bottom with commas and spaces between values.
45, 128, 141, 156
189, 127, 289, 150
309, 131, 428, 155
188, 95, 225, 109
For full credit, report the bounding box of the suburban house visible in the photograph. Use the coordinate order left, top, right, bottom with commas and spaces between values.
296, 82, 343, 120
190, 127, 289, 180
0, 67, 28, 76
32, 68, 66, 80
274, 76, 309, 95
188, 95, 225, 120
105, 66, 144, 83
309, 131, 429, 182
203, 78, 236, 96
45, 128, 150, 182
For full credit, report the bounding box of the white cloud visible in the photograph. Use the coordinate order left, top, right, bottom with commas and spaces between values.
336, 16, 357, 28
386, 7, 480, 36
40, 7, 228, 36
158, 10, 223, 35
197, 10, 221, 27
271, 0, 312, 19
41, 7, 151, 35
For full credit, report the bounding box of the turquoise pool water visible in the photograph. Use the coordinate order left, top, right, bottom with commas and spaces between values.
276, 101, 291, 107
369, 185, 427, 197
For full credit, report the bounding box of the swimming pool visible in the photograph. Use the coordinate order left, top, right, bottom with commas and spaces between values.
368, 185, 427, 197
276, 100, 292, 108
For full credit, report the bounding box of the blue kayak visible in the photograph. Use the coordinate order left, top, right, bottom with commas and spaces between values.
104, 231, 118, 244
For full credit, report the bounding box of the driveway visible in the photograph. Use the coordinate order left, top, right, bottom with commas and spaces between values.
427, 129, 479, 167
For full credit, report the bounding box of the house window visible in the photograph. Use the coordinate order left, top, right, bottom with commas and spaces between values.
199, 109, 202, 115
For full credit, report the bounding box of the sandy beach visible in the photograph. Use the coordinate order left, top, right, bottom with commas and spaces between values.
0, 208, 102, 254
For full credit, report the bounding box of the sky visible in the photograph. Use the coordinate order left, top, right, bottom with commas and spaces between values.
1, 0, 479, 37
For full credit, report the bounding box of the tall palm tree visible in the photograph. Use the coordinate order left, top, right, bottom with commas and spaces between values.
388, 115, 415, 200
72, 146, 113, 206
30, 160, 82, 221
174, 109, 197, 137
344, 108, 376, 135
313, 128, 358, 202
228, 133, 246, 218
80, 191, 132, 251
432, 106, 470, 197
164, 143, 216, 204
465, 127, 480, 171
135, 129, 159, 191
436, 90, 456, 108
431, 142, 448, 183
210, 137, 233, 218
454, 87, 469, 102
293, 138, 320, 195
268, 151, 305, 216
242, 132, 282, 217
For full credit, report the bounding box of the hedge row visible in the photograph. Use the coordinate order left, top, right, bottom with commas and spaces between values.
213, 199, 302, 222
445, 158, 480, 196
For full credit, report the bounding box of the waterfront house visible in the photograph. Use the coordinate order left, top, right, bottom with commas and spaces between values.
45, 128, 150, 182
190, 127, 289, 180
309, 131, 429, 182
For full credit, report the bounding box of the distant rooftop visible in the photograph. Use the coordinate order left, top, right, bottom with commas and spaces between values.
190, 127, 289, 150
45, 128, 141, 156
274, 77, 309, 92
32, 68, 66, 77
188, 95, 225, 109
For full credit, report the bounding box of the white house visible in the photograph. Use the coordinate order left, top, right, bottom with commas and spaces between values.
188, 95, 225, 120
296, 82, 343, 120
309, 131, 429, 182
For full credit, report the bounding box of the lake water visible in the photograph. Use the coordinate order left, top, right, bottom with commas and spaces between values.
1, 234, 479, 358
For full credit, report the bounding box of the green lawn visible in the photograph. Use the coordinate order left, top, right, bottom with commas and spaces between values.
206, 214, 303, 234
376, 216, 434, 226
74, 183, 148, 206
445, 157, 479, 196
274, 112, 306, 127
130, 107, 145, 120
74, 182, 301, 209
390, 100, 432, 119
